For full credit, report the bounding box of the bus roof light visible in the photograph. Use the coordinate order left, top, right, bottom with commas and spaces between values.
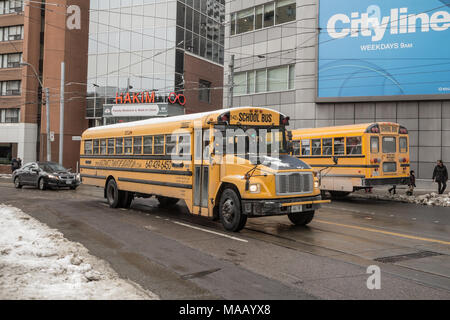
282, 116, 290, 125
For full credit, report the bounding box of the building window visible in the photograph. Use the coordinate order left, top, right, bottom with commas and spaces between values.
0, 108, 20, 123
0, 25, 24, 41
230, 0, 295, 36
234, 65, 294, 96
0, 143, 14, 165
0, 80, 21, 96
198, 79, 211, 103
0, 1, 23, 15
0, 53, 22, 68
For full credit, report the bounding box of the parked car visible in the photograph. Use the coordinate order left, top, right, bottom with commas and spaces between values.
12, 162, 81, 190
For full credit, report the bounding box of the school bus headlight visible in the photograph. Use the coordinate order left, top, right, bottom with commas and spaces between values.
314, 180, 320, 188
249, 184, 261, 193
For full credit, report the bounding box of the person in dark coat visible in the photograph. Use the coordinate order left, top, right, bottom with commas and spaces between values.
406, 170, 416, 196
11, 158, 19, 173
432, 160, 448, 194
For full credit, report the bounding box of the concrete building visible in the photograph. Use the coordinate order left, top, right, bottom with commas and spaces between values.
86, 0, 225, 126
224, 0, 450, 179
0, 0, 89, 173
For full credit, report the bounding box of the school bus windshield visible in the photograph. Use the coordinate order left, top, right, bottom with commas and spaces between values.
215, 126, 288, 156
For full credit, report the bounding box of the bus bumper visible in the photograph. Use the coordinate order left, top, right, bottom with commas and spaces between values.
363, 177, 409, 186
241, 195, 330, 217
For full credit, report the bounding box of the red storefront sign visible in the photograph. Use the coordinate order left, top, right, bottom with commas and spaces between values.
115, 91, 186, 106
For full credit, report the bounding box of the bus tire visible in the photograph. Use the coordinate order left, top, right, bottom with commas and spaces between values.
120, 191, 134, 208
157, 196, 179, 208
106, 179, 121, 208
329, 191, 350, 199
219, 188, 247, 232
288, 211, 315, 226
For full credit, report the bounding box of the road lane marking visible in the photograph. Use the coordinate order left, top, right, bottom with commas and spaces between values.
172, 221, 248, 243
314, 219, 450, 246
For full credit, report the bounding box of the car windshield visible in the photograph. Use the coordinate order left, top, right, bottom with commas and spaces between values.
39, 163, 67, 172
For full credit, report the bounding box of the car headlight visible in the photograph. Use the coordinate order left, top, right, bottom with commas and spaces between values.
76, 174, 81, 181
48, 174, 59, 180
249, 183, 261, 193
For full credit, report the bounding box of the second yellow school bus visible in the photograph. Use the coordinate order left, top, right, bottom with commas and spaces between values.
80, 107, 328, 232
291, 122, 410, 197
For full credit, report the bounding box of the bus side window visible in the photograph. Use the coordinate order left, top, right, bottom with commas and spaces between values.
133, 136, 143, 155
154, 135, 165, 155
178, 134, 191, 156
100, 139, 107, 155
107, 139, 115, 154
124, 137, 133, 154
323, 138, 332, 155
165, 134, 177, 155
301, 140, 310, 156
93, 139, 100, 155
371, 136, 379, 153
311, 139, 321, 155
116, 138, 123, 154
399, 137, 408, 153
143, 136, 153, 154
84, 140, 92, 155
334, 137, 345, 155
346, 136, 362, 155
292, 141, 301, 156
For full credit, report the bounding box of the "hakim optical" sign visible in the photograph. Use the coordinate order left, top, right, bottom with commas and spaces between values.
115, 91, 186, 106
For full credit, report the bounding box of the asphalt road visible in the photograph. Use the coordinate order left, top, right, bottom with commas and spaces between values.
1, 180, 449, 300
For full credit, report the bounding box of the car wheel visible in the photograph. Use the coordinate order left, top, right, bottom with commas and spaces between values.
106, 179, 121, 208
14, 177, 22, 189
219, 188, 247, 232
38, 178, 46, 190
287, 210, 315, 226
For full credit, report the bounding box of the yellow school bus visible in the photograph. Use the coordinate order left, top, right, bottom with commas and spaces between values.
291, 122, 410, 198
80, 107, 328, 232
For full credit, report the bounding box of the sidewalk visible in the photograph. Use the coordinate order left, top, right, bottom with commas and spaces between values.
351, 179, 450, 207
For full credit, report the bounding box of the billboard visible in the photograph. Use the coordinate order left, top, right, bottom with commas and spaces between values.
318, 0, 450, 100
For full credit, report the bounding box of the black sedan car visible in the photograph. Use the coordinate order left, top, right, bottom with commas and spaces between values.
13, 162, 81, 190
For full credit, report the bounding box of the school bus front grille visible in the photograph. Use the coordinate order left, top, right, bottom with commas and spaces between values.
276, 172, 313, 195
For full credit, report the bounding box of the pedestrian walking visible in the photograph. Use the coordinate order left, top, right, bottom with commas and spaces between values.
432, 160, 448, 195
406, 170, 416, 196
17, 158, 22, 169
11, 158, 19, 173
388, 185, 396, 195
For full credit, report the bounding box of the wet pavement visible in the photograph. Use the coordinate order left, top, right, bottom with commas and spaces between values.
0, 180, 449, 299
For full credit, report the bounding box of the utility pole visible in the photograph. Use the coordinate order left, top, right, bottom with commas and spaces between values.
228, 54, 235, 108
59, 62, 65, 165
45, 87, 51, 162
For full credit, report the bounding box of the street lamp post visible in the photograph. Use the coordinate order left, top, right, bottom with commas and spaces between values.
21, 62, 51, 162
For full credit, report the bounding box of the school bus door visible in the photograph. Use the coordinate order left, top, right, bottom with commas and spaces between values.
193, 128, 210, 216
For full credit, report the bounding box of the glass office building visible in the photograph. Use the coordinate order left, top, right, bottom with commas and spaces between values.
87, 0, 225, 126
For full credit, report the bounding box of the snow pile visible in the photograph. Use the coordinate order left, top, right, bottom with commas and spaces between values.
356, 192, 450, 207
0, 204, 158, 300
0, 174, 11, 179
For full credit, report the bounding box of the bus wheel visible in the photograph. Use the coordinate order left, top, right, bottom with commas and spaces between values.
106, 179, 120, 208
219, 189, 247, 232
329, 191, 350, 199
120, 191, 134, 208
157, 196, 179, 208
288, 211, 315, 226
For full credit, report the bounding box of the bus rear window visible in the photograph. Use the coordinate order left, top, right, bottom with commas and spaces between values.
371, 137, 379, 153
399, 137, 408, 153
346, 136, 362, 155
382, 136, 396, 153
334, 138, 344, 155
